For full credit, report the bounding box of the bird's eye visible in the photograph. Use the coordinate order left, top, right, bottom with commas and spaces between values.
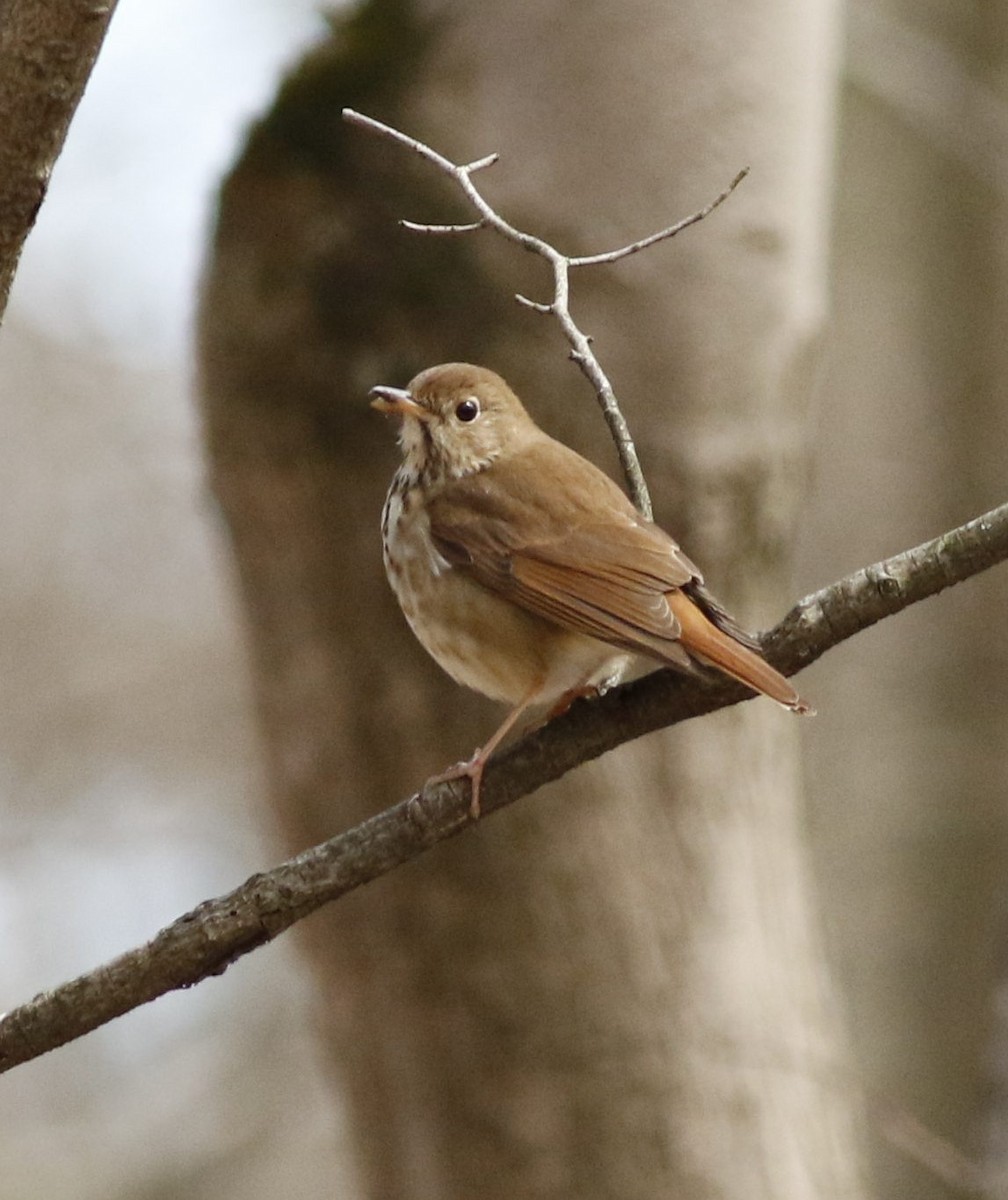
455, 397, 480, 423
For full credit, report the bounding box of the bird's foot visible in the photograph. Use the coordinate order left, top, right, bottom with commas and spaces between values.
427, 748, 488, 820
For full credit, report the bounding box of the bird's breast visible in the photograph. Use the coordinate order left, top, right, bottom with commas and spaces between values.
380, 476, 625, 706
381, 474, 451, 587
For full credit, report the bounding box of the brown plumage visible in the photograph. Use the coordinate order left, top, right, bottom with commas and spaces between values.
372, 363, 811, 815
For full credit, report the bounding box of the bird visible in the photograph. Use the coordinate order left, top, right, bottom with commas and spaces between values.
371, 362, 811, 817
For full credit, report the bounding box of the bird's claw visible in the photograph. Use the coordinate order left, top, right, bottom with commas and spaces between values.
426, 748, 487, 819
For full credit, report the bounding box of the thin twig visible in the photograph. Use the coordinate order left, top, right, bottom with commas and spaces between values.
871, 1095, 993, 1195
2, 498, 1006, 1074
569, 168, 749, 268
400, 219, 485, 235
344, 109, 745, 521
514, 294, 553, 314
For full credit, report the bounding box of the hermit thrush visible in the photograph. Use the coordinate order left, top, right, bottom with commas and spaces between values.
372, 363, 811, 817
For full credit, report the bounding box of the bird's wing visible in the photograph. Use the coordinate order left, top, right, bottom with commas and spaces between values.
426, 445, 703, 662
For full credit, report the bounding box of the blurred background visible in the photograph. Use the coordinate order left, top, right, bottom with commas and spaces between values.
1, 1, 1006, 1197
0, 2, 352, 1195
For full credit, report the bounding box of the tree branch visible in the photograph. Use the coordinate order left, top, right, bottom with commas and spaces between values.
0, 0, 120, 318
568, 167, 749, 269
343, 109, 745, 521
2, 499, 1006, 1074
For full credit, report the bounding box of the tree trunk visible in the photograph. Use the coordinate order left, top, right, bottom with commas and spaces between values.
198, 1, 867, 1195
799, 4, 1008, 1197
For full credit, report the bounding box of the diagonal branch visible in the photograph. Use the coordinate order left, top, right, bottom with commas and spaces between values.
343, 109, 745, 521
2, 499, 1006, 1074
0, 0, 120, 318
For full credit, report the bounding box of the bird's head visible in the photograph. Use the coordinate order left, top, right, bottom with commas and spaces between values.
370, 362, 536, 480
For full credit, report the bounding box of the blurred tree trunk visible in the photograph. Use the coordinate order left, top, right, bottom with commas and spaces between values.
979, 0, 1008, 1185
797, 4, 1008, 1198
198, 1, 867, 1196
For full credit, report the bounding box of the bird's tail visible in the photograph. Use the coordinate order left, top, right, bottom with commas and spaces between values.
667, 590, 814, 715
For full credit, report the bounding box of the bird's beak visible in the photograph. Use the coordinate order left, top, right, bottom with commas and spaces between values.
369, 386, 431, 422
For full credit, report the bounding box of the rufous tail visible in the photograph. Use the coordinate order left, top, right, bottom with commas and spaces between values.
667, 591, 813, 715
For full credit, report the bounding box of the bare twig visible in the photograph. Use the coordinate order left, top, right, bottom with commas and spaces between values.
400, 219, 485, 235
344, 109, 746, 521
0, 0, 120, 318
872, 1095, 993, 1195
2, 498, 1006, 1074
569, 168, 749, 268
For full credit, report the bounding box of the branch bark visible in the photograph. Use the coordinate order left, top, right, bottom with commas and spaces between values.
2, 498, 1005, 1074
0, 0, 119, 317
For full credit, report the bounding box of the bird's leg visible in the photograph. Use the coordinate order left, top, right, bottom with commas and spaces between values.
545, 683, 602, 722
427, 681, 544, 819
543, 659, 630, 723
